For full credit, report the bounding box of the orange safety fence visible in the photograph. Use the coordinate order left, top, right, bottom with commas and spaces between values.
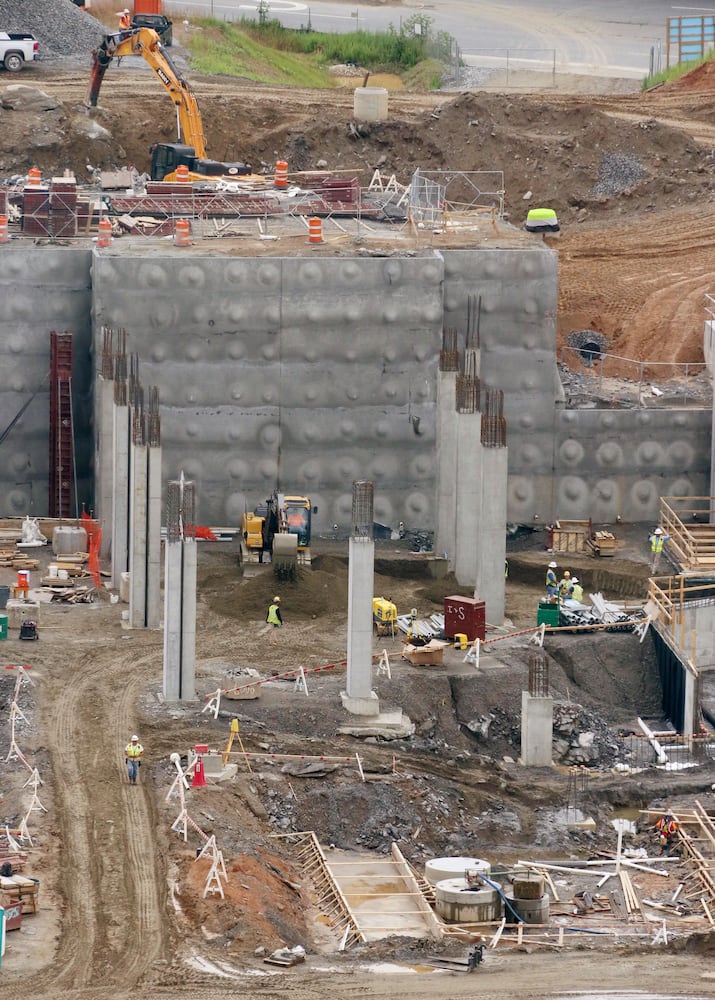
80, 510, 102, 589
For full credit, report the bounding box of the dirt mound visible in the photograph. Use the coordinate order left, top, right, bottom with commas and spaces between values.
665, 59, 715, 93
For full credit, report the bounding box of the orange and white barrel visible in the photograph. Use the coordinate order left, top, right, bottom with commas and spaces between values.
0, 216, 8, 243
175, 164, 190, 183
274, 159, 289, 188
97, 218, 113, 248
26, 167, 42, 187
174, 218, 191, 247
308, 217, 323, 244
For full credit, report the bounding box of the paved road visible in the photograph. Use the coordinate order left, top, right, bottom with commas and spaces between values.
163, 0, 691, 76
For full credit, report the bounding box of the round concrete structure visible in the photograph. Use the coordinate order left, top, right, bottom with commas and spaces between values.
425, 856, 491, 886
354, 87, 388, 122
505, 891, 550, 924
434, 878, 502, 924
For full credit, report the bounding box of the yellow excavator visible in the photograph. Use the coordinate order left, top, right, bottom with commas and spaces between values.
87, 27, 251, 182
241, 492, 314, 580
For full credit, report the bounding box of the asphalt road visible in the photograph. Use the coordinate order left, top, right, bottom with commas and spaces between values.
163, 0, 694, 77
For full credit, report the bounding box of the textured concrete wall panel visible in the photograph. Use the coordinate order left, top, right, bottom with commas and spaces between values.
0, 247, 92, 516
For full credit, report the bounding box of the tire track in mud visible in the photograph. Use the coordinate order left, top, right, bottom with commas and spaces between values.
13, 640, 168, 996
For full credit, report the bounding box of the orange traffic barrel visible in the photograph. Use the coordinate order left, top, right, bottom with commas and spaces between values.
26, 167, 42, 187
97, 218, 112, 248
174, 218, 191, 246
176, 164, 190, 183
0, 216, 8, 243
274, 159, 288, 188
308, 217, 323, 244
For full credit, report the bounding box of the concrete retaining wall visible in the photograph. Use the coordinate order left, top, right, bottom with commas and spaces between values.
0, 243, 710, 530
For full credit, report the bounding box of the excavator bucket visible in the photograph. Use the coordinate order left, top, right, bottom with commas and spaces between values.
272, 533, 298, 581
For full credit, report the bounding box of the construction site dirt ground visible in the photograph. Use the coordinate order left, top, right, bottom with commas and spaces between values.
4, 44, 715, 999
1, 528, 714, 1000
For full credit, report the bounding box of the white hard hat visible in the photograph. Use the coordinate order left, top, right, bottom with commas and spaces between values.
548, 561, 557, 568
571, 577, 579, 584
273, 595, 281, 602
131, 734, 139, 741
654, 527, 663, 534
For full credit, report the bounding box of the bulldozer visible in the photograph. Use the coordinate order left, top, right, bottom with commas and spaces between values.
241, 492, 314, 580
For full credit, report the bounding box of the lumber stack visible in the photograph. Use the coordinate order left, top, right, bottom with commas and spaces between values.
0, 549, 40, 569
0, 873, 39, 913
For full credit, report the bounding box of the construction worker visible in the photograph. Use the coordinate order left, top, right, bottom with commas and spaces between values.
569, 577, 584, 602
546, 561, 558, 600
266, 595, 282, 644
558, 570, 571, 600
117, 8, 132, 34
125, 734, 143, 785
655, 813, 678, 851
649, 526, 670, 573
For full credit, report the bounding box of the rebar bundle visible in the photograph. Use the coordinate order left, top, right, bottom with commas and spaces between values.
528, 651, 549, 697
480, 386, 507, 447
166, 474, 195, 542
439, 327, 459, 372
456, 348, 480, 413
351, 480, 374, 539
147, 386, 161, 447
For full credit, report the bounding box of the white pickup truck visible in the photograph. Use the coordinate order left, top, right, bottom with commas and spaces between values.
0, 32, 39, 72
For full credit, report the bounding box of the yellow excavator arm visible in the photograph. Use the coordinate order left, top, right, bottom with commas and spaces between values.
87, 27, 206, 159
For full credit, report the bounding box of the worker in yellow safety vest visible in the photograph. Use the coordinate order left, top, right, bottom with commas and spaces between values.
546, 561, 558, 600
558, 570, 571, 600
569, 577, 584, 602
648, 526, 670, 572
266, 596, 283, 645
125, 735, 143, 785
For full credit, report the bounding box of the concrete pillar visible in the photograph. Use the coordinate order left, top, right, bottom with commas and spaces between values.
342, 481, 379, 717
454, 411, 482, 586
163, 541, 183, 702
129, 440, 148, 628
146, 442, 162, 629
435, 369, 457, 564
475, 443, 508, 624
521, 691, 554, 767
111, 400, 130, 589
162, 475, 197, 702
95, 376, 114, 559
683, 663, 698, 737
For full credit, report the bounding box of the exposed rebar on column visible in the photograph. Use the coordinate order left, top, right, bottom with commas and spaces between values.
352, 480, 374, 539
166, 474, 196, 542
131, 390, 146, 446
467, 293, 481, 350
147, 386, 161, 447
456, 348, 480, 413
101, 326, 114, 380
128, 353, 142, 408
439, 327, 459, 372
481, 386, 507, 447
528, 651, 549, 697
113, 330, 127, 407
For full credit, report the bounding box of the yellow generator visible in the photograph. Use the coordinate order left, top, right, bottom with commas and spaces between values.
373, 597, 397, 637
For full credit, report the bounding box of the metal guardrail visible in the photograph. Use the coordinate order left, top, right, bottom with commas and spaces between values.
560, 346, 706, 406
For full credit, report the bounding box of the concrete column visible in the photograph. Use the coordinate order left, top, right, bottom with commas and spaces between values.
146, 443, 162, 629
163, 541, 182, 702
435, 369, 457, 564
111, 401, 130, 589
683, 664, 697, 737
163, 475, 197, 702
342, 536, 379, 715
454, 411, 482, 586
95, 376, 114, 559
475, 444, 508, 624
129, 440, 148, 628
521, 691, 554, 767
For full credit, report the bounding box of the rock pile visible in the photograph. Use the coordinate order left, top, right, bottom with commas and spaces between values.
0, 0, 104, 60
552, 702, 622, 766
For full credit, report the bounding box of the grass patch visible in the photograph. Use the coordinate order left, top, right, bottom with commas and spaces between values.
187, 21, 332, 85
642, 51, 713, 90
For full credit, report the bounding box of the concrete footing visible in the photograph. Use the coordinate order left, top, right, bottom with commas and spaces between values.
520, 691, 554, 767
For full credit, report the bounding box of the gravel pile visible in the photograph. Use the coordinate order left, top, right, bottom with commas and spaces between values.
0, 0, 105, 59
591, 152, 645, 198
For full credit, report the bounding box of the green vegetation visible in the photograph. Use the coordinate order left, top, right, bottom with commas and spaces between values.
186, 14, 452, 88
642, 51, 713, 90
187, 20, 331, 86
